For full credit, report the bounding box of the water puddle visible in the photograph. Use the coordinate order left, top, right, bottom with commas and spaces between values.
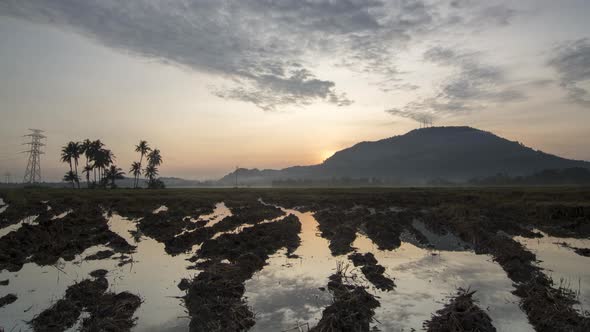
244, 207, 533, 332
0, 213, 199, 332
201, 202, 232, 227
515, 231, 590, 312
52, 209, 73, 220
153, 205, 169, 214
244, 209, 335, 331
353, 234, 533, 332
0, 215, 38, 238
0, 198, 7, 214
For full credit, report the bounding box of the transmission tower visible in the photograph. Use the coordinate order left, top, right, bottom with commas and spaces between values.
3, 172, 10, 183
23, 129, 46, 184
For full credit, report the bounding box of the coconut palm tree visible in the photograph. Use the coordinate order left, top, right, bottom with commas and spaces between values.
61, 141, 81, 188
93, 148, 115, 185
90, 140, 105, 183
105, 165, 125, 188
135, 140, 151, 168
130, 161, 142, 188
147, 148, 162, 167
60, 142, 76, 173
63, 171, 79, 189
82, 165, 93, 188
144, 164, 159, 184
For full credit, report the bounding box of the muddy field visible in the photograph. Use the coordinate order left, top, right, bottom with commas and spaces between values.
0, 188, 589, 332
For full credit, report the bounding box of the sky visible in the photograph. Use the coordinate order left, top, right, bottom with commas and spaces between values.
0, 0, 589, 181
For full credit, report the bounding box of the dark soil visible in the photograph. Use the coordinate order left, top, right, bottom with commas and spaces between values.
89, 269, 108, 278
85, 249, 115, 260
556, 241, 590, 257
424, 288, 496, 332
183, 214, 301, 331
164, 200, 284, 255
0, 207, 134, 272
31, 273, 141, 332
430, 205, 590, 331
0, 293, 17, 308
311, 270, 380, 331
348, 253, 395, 291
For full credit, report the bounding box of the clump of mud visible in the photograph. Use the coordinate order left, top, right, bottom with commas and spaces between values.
556, 241, 590, 257
431, 204, 590, 331
31, 273, 141, 332
0, 293, 17, 308
311, 266, 380, 331
183, 214, 301, 331
424, 288, 495, 332
0, 207, 134, 272
164, 200, 285, 255
349, 253, 395, 291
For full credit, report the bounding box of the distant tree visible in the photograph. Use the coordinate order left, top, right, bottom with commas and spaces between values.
63, 171, 79, 189
144, 164, 159, 183
130, 162, 142, 188
90, 140, 105, 183
134, 140, 151, 187
147, 148, 162, 167
144, 148, 163, 189
82, 165, 93, 188
61, 141, 81, 188
105, 165, 125, 188
93, 148, 115, 186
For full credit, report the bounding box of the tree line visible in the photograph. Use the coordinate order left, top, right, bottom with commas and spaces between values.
60, 139, 164, 189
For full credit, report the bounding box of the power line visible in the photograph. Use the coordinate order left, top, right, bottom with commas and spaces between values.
23, 129, 46, 184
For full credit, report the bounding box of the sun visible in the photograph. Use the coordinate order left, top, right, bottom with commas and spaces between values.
321, 150, 335, 162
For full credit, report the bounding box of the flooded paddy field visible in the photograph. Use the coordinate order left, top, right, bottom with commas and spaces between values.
0, 188, 589, 331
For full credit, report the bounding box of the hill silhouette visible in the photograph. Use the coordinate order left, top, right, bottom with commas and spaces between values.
219, 126, 590, 185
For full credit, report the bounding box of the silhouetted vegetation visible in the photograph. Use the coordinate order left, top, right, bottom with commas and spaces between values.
469, 167, 590, 186
59, 139, 165, 189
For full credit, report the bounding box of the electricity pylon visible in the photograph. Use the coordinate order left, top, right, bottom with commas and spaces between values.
23, 129, 46, 184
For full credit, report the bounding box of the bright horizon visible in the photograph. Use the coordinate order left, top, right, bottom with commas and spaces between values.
1, 1, 590, 182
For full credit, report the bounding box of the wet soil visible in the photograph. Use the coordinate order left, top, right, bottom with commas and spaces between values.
31, 272, 141, 332
0, 207, 134, 272
183, 214, 301, 331
0, 293, 17, 308
348, 252, 395, 291
2, 188, 590, 331
310, 269, 380, 331
425, 288, 496, 332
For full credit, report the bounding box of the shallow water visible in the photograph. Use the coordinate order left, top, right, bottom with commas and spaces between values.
0, 215, 38, 238
244, 209, 335, 331
244, 208, 534, 332
0, 213, 198, 332
2, 201, 587, 331
515, 231, 590, 313
0, 198, 7, 214
353, 234, 533, 332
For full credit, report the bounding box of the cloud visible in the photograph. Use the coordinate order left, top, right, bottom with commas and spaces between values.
548, 38, 590, 107
0, 0, 520, 110
387, 45, 526, 123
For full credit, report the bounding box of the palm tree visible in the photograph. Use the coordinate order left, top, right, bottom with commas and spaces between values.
63, 171, 79, 189
144, 164, 159, 184
61, 141, 81, 188
135, 140, 151, 172
105, 165, 125, 188
90, 140, 105, 183
60, 142, 76, 173
130, 162, 142, 188
82, 165, 93, 188
147, 148, 162, 167
93, 148, 115, 185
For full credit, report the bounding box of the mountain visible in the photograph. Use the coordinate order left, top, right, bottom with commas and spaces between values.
219, 126, 590, 185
